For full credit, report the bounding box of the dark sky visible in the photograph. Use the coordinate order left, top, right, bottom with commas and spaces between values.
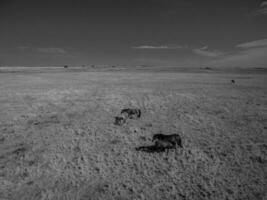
0, 0, 267, 67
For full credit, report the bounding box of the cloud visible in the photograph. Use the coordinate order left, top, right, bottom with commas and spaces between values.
262, 1, 267, 6
37, 47, 66, 54
132, 45, 184, 49
192, 46, 224, 57
197, 39, 267, 68
215, 39, 267, 67
210, 46, 267, 68
17, 46, 30, 50
236, 39, 267, 48
255, 0, 267, 15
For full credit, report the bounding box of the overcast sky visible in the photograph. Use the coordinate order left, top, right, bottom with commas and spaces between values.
0, 0, 267, 67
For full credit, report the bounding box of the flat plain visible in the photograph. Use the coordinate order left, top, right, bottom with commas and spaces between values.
0, 68, 266, 200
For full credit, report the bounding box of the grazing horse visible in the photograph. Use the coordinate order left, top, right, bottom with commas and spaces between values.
114, 116, 126, 126
121, 108, 141, 119
231, 80, 235, 84
152, 134, 182, 148
136, 133, 183, 153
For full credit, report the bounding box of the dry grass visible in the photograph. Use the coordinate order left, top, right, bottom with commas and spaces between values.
0, 70, 266, 200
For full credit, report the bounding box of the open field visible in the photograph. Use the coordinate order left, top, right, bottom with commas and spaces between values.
0, 69, 266, 200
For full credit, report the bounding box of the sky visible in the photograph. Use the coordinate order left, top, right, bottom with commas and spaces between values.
0, 0, 267, 67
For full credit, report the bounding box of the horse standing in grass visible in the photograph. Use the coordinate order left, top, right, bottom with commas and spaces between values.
152, 134, 182, 148
121, 108, 141, 119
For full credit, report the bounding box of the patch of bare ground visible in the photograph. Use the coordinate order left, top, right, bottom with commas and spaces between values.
0, 71, 266, 200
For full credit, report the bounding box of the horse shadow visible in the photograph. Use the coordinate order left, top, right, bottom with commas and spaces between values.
135, 145, 174, 153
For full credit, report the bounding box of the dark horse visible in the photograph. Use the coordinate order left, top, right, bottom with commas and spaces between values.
136, 133, 182, 153
114, 116, 126, 126
121, 108, 141, 119
152, 134, 182, 148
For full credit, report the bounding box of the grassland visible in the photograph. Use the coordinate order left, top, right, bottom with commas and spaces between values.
0, 68, 266, 200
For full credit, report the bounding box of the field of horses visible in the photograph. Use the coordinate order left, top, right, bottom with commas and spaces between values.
0, 69, 266, 200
